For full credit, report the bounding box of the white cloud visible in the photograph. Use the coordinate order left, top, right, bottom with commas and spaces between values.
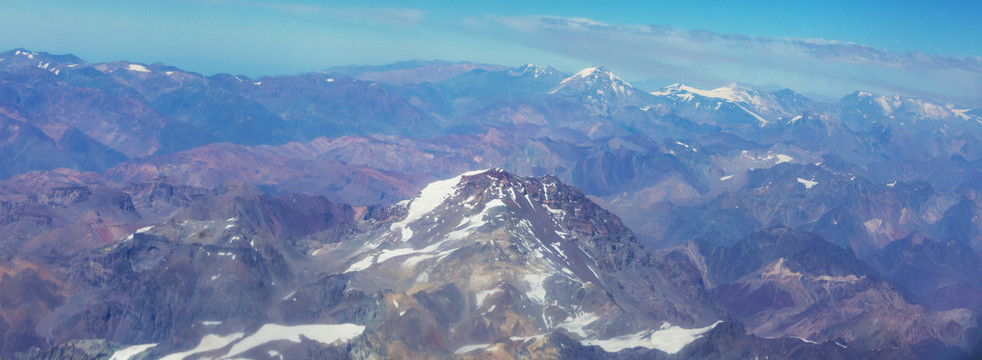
477, 15, 982, 106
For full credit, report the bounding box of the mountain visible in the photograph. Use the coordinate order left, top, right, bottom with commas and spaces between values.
840, 91, 981, 123
102, 141, 426, 206
316, 168, 726, 356
0, 115, 127, 178
2, 48, 982, 359
548, 66, 655, 110
0, 49, 85, 75
867, 233, 982, 311
650, 83, 816, 128
420, 64, 567, 116
323, 60, 508, 85
2, 169, 888, 359
677, 228, 973, 353
459, 66, 714, 142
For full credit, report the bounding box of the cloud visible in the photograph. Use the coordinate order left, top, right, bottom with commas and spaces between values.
477, 15, 982, 106
202, 0, 425, 26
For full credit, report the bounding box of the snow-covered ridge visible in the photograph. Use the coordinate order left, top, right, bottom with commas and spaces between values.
652, 83, 762, 105
346, 169, 510, 273
389, 169, 490, 241
854, 91, 978, 121
14, 50, 37, 59
652, 83, 772, 125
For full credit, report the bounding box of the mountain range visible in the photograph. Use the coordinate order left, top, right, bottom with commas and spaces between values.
1, 48, 981, 359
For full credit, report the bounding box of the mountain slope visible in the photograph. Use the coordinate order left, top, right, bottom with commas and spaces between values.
0, 169, 854, 359
676, 228, 975, 353
314, 168, 725, 357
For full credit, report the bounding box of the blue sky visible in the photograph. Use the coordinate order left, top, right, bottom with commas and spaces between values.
1, 0, 981, 105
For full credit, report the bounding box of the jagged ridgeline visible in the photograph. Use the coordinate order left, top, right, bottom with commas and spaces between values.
6, 170, 868, 359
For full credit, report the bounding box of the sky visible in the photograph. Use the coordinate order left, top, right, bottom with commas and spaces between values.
1, 0, 981, 105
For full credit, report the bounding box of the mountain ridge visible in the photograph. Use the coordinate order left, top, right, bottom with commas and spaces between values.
2, 48, 982, 359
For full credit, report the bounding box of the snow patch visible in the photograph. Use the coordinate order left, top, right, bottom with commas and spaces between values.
582, 321, 722, 354
674, 141, 697, 152
126, 64, 150, 72
733, 102, 768, 126
455, 344, 490, 354
475, 288, 501, 308
797, 178, 818, 189
389, 169, 489, 241
376, 248, 418, 263
159, 332, 245, 360
222, 323, 364, 358
510, 334, 547, 343
719, 175, 734, 181
864, 218, 883, 233
110, 344, 158, 360
344, 255, 374, 273
523, 273, 550, 304
135, 226, 153, 233
560, 312, 600, 338
401, 254, 435, 268
947, 105, 974, 121
793, 336, 819, 344
767, 154, 793, 164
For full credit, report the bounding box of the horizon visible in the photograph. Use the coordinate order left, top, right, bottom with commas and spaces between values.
1, 46, 970, 107
2, 1, 981, 106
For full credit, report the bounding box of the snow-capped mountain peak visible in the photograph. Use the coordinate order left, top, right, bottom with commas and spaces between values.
651, 83, 779, 126
0, 48, 85, 75
846, 91, 980, 122
651, 83, 766, 108
550, 66, 634, 97
511, 63, 561, 79
324, 169, 723, 355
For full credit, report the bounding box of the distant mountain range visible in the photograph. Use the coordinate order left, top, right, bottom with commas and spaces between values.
1, 48, 981, 359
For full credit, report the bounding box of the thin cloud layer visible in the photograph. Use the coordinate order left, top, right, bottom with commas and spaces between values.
204, 0, 426, 26
481, 15, 982, 106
